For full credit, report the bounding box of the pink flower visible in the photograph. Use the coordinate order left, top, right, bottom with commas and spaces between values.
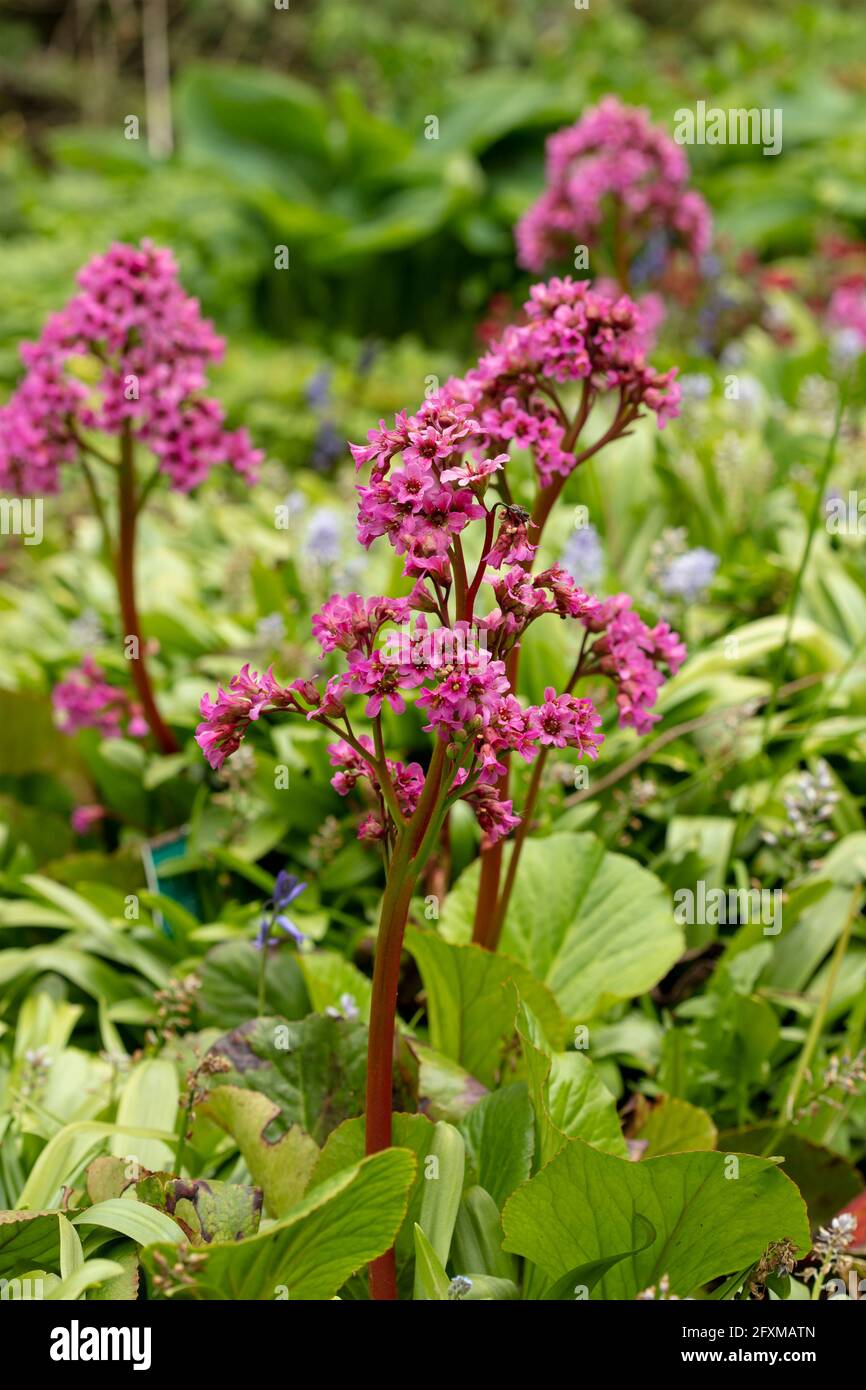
53, 656, 148, 741
0, 241, 263, 496
71, 804, 107, 835
312, 593, 410, 658
515, 97, 712, 284
587, 597, 684, 733
342, 650, 425, 718
196, 664, 298, 770
528, 687, 604, 755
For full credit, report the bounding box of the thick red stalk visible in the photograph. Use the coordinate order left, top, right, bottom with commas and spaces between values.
365, 740, 448, 1298
116, 425, 179, 754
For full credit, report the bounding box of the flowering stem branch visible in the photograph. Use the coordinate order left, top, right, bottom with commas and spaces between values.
116, 422, 179, 754
488, 638, 591, 946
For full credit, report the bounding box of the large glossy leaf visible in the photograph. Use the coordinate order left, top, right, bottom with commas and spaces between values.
502, 1140, 810, 1299
204, 1014, 367, 1145
437, 834, 683, 1021
141, 1148, 415, 1300
405, 927, 566, 1086
309, 1113, 437, 1279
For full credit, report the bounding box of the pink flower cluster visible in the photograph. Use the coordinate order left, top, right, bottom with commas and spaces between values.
327, 737, 424, 840
516, 97, 712, 281
195, 598, 608, 843
584, 595, 686, 733
53, 656, 148, 740
353, 394, 488, 580
352, 279, 679, 555
451, 277, 680, 485
0, 241, 262, 495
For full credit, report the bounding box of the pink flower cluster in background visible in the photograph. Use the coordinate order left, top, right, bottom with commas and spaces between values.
516, 97, 711, 282
827, 284, 866, 353
53, 656, 149, 739
0, 241, 262, 494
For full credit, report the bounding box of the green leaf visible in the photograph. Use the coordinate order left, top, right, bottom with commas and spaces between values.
413, 1224, 451, 1301
413, 1042, 488, 1123
541, 1215, 656, 1299
406, 926, 566, 1086
438, 833, 683, 1021
141, 1148, 415, 1300
412, 1122, 465, 1298
110, 1060, 179, 1173
201, 1089, 318, 1219
502, 1140, 810, 1299
88, 1242, 140, 1300
634, 1097, 718, 1158
718, 1126, 865, 1229
309, 1112, 437, 1281
58, 1213, 83, 1280
198, 940, 310, 1029
452, 1185, 516, 1282
516, 1001, 626, 1161
459, 1084, 535, 1208
297, 950, 372, 1021
204, 1014, 367, 1146
73, 1198, 185, 1247
133, 1176, 262, 1243
0, 1211, 62, 1278
17, 1122, 178, 1212
45, 1258, 124, 1301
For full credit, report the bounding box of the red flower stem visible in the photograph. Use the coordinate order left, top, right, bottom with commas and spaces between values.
366, 739, 449, 1299
116, 423, 179, 754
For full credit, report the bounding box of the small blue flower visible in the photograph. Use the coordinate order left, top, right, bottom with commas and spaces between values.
660, 547, 719, 603
304, 506, 342, 563
273, 871, 307, 910
274, 913, 307, 946
562, 524, 605, 587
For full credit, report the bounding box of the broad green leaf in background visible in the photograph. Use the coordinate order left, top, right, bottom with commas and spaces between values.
460, 1084, 535, 1208
406, 927, 566, 1086
297, 950, 372, 1021
142, 1148, 415, 1301
204, 1015, 367, 1146
633, 1097, 718, 1158
437, 834, 683, 1021
502, 1140, 810, 1299
198, 940, 310, 1028
412, 1043, 488, 1124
